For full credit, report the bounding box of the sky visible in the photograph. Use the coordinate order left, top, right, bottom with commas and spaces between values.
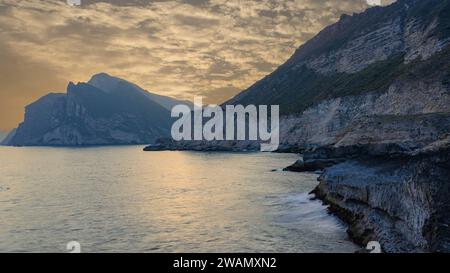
0, 0, 393, 131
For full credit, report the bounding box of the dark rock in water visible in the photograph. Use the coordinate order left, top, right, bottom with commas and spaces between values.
283, 159, 305, 172
284, 154, 347, 172
274, 145, 304, 154
143, 144, 165, 152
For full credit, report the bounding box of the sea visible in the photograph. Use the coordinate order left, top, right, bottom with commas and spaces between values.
0, 146, 357, 253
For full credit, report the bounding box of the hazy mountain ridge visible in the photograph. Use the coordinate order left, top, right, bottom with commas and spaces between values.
88, 73, 193, 111
4, 73, 188, 146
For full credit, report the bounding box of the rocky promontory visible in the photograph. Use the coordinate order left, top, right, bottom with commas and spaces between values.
304, 136, 450, 252
227, 0, 450, 252
143, 138, 260, 152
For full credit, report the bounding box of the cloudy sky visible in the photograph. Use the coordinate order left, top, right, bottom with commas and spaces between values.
0, 0, 387, 131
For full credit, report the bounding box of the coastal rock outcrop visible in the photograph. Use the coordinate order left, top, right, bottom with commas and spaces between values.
4, 73, 189, 146
312, 144, 450, 252
224, 0, 450, 252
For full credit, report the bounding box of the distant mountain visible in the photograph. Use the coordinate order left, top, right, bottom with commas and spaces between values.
88, 73, 193, 110
4, 73, 189, 146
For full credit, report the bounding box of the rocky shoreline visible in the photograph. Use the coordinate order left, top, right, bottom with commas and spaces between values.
143, 138, 261, 152
293, 142, 450, 253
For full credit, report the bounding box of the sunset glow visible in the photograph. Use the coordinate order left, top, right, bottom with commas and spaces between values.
0, 0, 377, 131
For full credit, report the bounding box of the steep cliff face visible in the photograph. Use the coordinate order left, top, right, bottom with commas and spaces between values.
279, 67, 450, 150
229, 0, 450, 115
222, 1, 450, 157
225, 0, 450, 156
287, 0, 450, 74
5, 74, 186, 146
226, 0, 450, 252
9, 93, 67, 145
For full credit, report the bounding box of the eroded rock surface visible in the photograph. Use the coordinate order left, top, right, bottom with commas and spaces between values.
312, 148, 450, 252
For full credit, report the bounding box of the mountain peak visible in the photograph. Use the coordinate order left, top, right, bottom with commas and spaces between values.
87, 73, 126, 93
86, 72, 192, 110
67, 81, 76, 92
89, 72, 115, 81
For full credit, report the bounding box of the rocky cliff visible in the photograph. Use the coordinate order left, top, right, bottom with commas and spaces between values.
4, 73, 188, 146
311, 140, 450, 253
226, 0, 450, 252
228, 0, 450, 114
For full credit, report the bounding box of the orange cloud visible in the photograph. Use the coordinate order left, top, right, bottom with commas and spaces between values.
0, 0, 374, 131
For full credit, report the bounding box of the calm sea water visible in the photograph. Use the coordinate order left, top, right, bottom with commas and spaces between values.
0, 146, 357, 253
